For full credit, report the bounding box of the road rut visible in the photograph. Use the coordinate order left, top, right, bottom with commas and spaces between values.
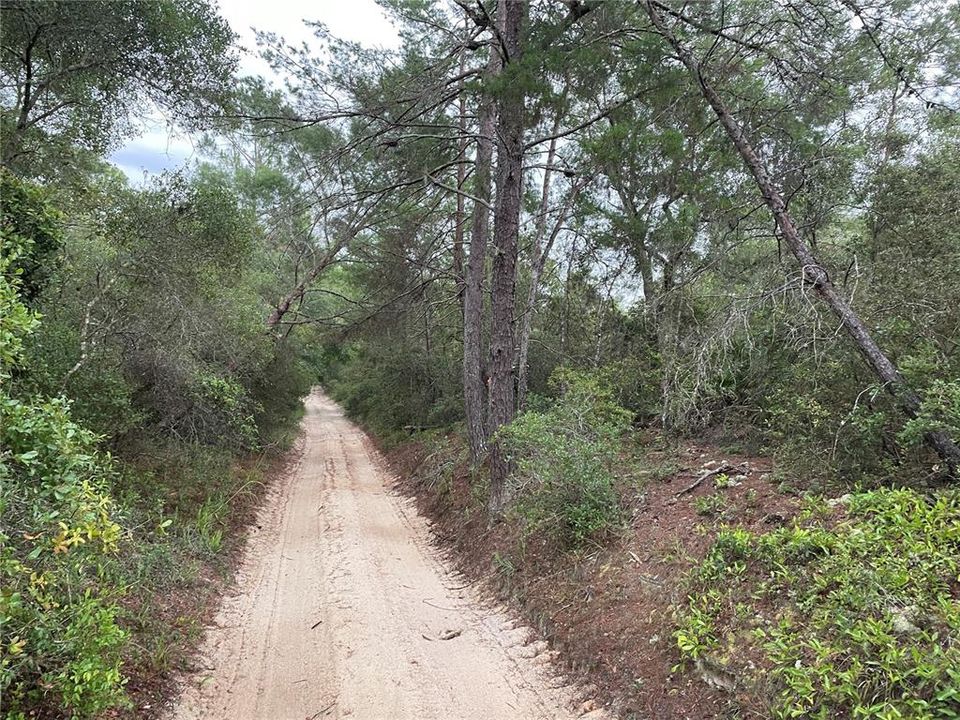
169, 391, 583, 720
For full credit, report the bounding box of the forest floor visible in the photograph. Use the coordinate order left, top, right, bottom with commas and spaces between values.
165, 391, 600, 720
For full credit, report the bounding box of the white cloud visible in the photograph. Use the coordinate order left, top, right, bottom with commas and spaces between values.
222, 0, 399, 78
111, 120, 198, 179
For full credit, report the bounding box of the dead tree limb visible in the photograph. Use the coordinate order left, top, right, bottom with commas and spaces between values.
676, 463, 735, 497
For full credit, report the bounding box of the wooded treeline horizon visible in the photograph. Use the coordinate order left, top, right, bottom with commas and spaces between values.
2, 0, 960, 717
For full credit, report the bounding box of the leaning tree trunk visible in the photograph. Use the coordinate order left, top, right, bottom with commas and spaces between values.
266, 243, 344, 330
644, 0, 960, 473
487, 0, 527, 514
462, 50, 499, 463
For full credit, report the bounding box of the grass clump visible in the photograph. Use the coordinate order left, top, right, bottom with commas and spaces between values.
676, 487, 960, 719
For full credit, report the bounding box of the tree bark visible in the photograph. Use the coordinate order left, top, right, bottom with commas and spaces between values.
487, 0, 527, 514
462, 44, 500, 463
452, 36, 468, 305
644, 0, 960, 472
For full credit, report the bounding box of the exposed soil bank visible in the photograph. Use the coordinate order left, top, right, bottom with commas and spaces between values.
389, 433, 795, 719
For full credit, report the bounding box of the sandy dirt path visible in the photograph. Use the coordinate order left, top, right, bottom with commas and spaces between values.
169, 391, 586, 720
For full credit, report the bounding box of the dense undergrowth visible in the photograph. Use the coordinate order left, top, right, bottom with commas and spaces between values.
1, 170, 312, 718
677, 490, 960, 719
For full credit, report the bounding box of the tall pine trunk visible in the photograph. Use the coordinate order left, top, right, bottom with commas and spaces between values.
487, 0, 527, 513
462, 46, 499, 463
452, 39, 468, 306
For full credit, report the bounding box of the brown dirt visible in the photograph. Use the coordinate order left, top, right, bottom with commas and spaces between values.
166, 391, 601, 720
390, 433, 799, 719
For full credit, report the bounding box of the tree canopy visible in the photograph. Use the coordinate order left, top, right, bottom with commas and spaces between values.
0, 0, 236, 170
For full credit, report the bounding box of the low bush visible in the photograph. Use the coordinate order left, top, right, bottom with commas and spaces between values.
1, 183, 127, 718
498, 368, 631, 549
899, 379, 960, 455
675, 488, 960, 719
324, 341, 463, 441
0, 396, 128, 719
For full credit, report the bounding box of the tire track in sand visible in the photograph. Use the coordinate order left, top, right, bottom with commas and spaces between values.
169, 390, 602, 720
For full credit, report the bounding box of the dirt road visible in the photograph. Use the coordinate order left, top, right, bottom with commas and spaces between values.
170, 391, 588, 720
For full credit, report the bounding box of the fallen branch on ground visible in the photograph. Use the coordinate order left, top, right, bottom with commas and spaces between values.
675, 463, 735, 497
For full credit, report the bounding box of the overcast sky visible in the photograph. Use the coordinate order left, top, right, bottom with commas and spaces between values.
110, 0, 399, 180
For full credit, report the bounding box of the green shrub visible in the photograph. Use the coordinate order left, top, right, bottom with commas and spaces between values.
498, 368, 631, 548
189, 371, 261, 449
762, 357, 898, 487
0, 169, 62, 305
899, 379, 960, 455
1, 179, 127, 717
325, 341, 463, 440
676, 488, 960, 719
693, 492, 729, 518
